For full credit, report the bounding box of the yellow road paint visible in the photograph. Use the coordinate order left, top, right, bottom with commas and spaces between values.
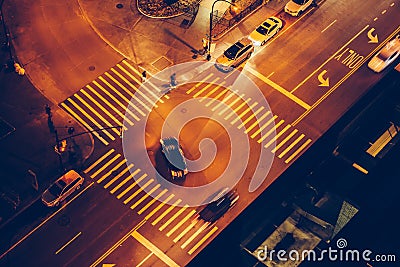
181, 222, 208, 249
131, 231, 180, 267
246, 67, 310, 110
224, 98, 250, 120
123, 177, 152, 204
188, 226, 218, 255
218, 92, 243, 116
264, 124, 290, 149
245, 110, 270, 134
193, 78, 220, 98
199, 83, 225, 103
173, 216, 197, 243
211, 90, 235, 112
84, 149, 114, 174
205, 88, 229, 107
145, 194, 175, 220
97, 158, 127, 183
138, 189, 168, 215
186, 73, 213, 94
130, 184, 161, 210
60, 103, 109, 145
118, 173, 148, 200
86, 85, 134, 126
255, 116, 279, 142
238, 106, 264, 129
55, 232, 82, 255
137, 252, 153, 267
104, 164, 133, 189
284, 138, 312, 164
111, 168, 140, 194
231, 102, 258, 125
278, 133, 305, 158
272, 129, 298, 153
352, 163, 369, 174
159, 205, 189, 231
167, 210, 196, 237
91, 154, 121, 178
152, 199, 182, 226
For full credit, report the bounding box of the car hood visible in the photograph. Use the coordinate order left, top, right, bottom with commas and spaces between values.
41, 190, 57, 205
368, 56, 385, 72
249, 30, 265, 43
216, 55, 232, 66
285, 1, 302, 11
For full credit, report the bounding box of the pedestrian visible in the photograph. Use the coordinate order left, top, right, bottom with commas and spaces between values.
141, 70, 147, 83
170, 73, 177, 89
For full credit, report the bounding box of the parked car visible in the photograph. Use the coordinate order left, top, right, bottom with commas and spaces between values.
284, 0, 315, 17
41, 170, 84, 207
199, 188, 239, 223
248, 16, 283, 46
215, 38, 254, 72
160, 137, 188, 180
368, 35, 400, 73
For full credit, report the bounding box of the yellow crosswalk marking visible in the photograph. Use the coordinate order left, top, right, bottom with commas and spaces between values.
253, 115, 277, 140
284, 138, 312, 164
159, 205, 189, 231
245, 111, 270, 134
92, 154, 121, 178
188, 226, 218, 255
238, 106, 264, 129
278, 134, 305, 158
152, 199, 182, 226
181, 223, 208, 249
257, 118, 283, 143
111, 168, 140, 194
167, 210, 196, 238
199, 83, 225, 103
84, 149, 115, 174
138, 189, 168, 215
193, 78, 220, 98
172, 213, 197, 242
264, 124, 290, 149
130, 184, 161, 210
218, 93, 243, 116
122, 177, 152, 204
97, 158, 127, 183
186, 73, 213, 94
231, 102, 258, 125
145, 194, 175, 220
104, 164, 133, 189
205, 88, 229, 107
272, 129, 298, 153
224, 98, 250, 120
211, 90, 235, 112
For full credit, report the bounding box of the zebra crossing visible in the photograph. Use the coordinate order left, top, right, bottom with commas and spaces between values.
84, 148, 219, 255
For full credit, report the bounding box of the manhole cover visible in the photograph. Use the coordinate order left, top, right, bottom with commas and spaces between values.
116, 3, 124, 8
151, 56, 173, 71
88, 65, 95, 71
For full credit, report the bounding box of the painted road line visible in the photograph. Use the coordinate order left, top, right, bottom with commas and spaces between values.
91, 154, 121, 178
231, 102, 258, 125
118, 173, 148, 200
123, 177, 153, 204
321, 19, 337, 33
205, 88, 229, 107
60, 103, 109, 146
199, 83, 225, 103
167, 210, 197, 237
211, 90, 235, 112
131, 231, 180, 267
238, 106, 264, 130
193, 77, 220, 98
152, 199, 182, 226
272, 129, 298, 153
188, 226, 218, 255
264, 124, 291, 149
181, 223, 208, 249
218, 92, 243, 116
285, 138, 312, 164
257, 119, 284, 143
97, 158, 127, 184
130, 184, 161, 210
55, 232, 82, 255
137, 252, 154, 267
172, 216, 198, 242
245, 110, 270, 134
86, 85, 135, 126
159, 205, 189, 231
104, 164, 133, 189
186, 73, 214, 94
291, 24, 370, 94
74, 94, 120, 135
80, 88, 126, 130
278, 133, 305, 158
111, 168, 140, 194
145, 193, 175, 219
246, 67, 310, 110
224, 98, 250, 120
251, 113, 275, 140
93, 80, 140, 122
138, 189, 168, 215
84, 149, 115, 174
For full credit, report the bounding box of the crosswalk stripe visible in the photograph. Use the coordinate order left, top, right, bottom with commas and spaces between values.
253, 115, 277, 141
130, 184, 161, 210
186, 73, 213, 94
91, 154, 121, 178
205, 88, 229, 107
278, 134, 305, 158
193, 78, 220, 98
97, 158, 127, 183
86, 85, 135, 126
74, 94, 120, 135
93, 80, 140, 122
231, 102, 258, 125
111, 168, 141, 194
84, 149, 115, 174
272, 129, 298, 153
138, 189, 168, 215
167, 210, 197, 238
181, 223, 208, 249
60, 103, 109, 146
211, 90, 235, 112
188, 226, 218, 255
238, 106, 264, 129
245, 111, 270, 134
115, 172, 146, 198
264, 124, 291, 149
80, 88, 126, 130
224, 98, 250, 120
152, 199, 182, 226
199, 83, 225, 103
172, 214, 198, 242
284, 138, 312, 164
122, 177, 153, 204
159, 205, 189, 231
218, 92, 243, 116
104, 164, 133, 189
145, 194, 175, 220
257, 119, 284, 143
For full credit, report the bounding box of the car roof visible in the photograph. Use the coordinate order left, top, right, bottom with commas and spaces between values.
237, 37, 252, 47
161, 137, 187, 170
59, 170, 81, 184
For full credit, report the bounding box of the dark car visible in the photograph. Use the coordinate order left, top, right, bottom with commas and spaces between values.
160, 137, 188, 180
199, 188, 239, 223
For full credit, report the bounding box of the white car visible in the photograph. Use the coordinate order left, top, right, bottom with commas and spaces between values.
284, 0, 315, 17
248, 16, 283, 46
368, 35, 400, 73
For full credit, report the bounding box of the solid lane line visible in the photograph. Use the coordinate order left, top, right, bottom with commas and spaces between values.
84, 149, 115, 174
321, 19, 337, 33
55, 232, 82, 255
136, 252, 154, 267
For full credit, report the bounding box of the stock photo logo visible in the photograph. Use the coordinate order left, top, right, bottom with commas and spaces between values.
122, 62, 276, 207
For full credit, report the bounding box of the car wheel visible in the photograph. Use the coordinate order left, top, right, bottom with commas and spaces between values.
246, 52, 252, 60
298, 10, 303, 16
261, 40, 266, 46
228, 66, 234, 72
55, 201, 60, 207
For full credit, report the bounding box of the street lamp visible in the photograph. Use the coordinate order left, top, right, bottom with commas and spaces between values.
207, 0, 236, 61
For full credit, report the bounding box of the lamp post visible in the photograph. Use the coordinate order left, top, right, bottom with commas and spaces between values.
207, 0, 236, 61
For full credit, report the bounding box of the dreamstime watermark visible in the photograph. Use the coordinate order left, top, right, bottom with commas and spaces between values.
256, 238, 397, 263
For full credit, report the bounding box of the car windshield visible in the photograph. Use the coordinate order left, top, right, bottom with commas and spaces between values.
377, 50, 391, 61
48, 183, 63, 197
224, 42, 244, 60
292, 0, 306, 4
256, 26, 267, 35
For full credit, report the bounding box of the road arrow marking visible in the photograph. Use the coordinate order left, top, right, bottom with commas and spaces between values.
102, 264, 116, 267
317, 70, 329, 87
367, 28, 378, 43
